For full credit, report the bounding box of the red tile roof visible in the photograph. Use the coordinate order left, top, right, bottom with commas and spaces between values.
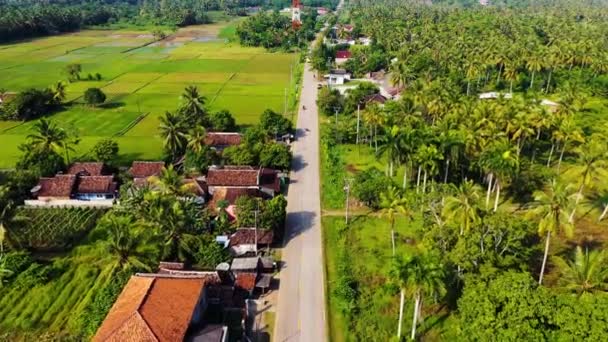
67, 162, 106, 176
205, 132, 242, 147
129, 161, 165, 179
336, 50, 352, 59
207, 167, 259, 187
76, 176, 117, 194
207, 167, 280, 193
37, 175, 76, 198
94, 273, 219, 342
364, 93, 388, 105
235, 273, 257, 292
230, 228, 274, 246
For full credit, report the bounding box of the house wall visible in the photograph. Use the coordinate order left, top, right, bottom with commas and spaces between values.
75, 193, 115, 201
191, 287, 209, 327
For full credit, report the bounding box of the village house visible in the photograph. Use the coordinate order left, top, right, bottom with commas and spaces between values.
206, 166, 281, 198
27, 162, 117, 207
325, 69, 351, 85
129, 161, 165, 186
228, 228, 274, 256
230, 256, 274, 296
317, 7, 329, 15
93, 271, 227, 342
335, 50, 352, 65
205, 132, 243, 151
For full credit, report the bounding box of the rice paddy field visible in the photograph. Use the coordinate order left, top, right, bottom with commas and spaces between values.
0, 20, 299, 168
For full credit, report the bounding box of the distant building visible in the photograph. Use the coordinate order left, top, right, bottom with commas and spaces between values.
325, 69, 351, 85
228, 228, 274, 256
317, 7, 329, 16
205, 132, 243, 151
480, 0, 490, 6
129, 161, 165, 187
206, 166, 281, 197
335, 50, 352, 65
28, 162, 117, 207
479, 92, 513, 100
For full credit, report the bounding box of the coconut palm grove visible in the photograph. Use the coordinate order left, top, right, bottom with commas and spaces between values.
1, 0, 608, 341
316, 0, 608, 341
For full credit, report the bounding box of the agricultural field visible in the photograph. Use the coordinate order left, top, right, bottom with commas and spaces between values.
0, 20, 299, 168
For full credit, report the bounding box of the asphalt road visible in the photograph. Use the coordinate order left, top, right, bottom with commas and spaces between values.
274, 62, 326, 342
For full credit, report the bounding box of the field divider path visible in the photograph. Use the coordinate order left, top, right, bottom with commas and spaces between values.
113, 112, 150, 137
208, 52, 261, 106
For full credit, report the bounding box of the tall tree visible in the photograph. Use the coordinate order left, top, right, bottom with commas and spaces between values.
379, 186, 409, 256
180, 85, 207, 126
530, 179, 575, 285
442, 181, 482, 235
159, 111, 188, 161
391, 253, 445, 340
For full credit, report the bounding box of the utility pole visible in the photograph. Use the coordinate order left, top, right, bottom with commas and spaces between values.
284, 87, 287, 115
254, 201, 260, 254
344, 179, 351, 225
334, 107, 339, 142
356, 103, 361, 145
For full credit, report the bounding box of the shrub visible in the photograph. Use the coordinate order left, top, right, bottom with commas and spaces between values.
259, 143, 292, 171
83, 88, 106, 106
90, 139, 119, 165
352, 167, 394, 209
2, 88, 53, 120
209, 110, 237, 132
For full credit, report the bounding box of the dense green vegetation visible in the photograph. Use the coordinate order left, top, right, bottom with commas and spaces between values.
236, 10, 319, 50
320, 1, 608, 340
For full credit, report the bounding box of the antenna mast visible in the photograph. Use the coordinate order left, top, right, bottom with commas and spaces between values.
292, 0, 301, 28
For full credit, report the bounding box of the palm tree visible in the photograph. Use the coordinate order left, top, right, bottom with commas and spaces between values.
363, 103, 384, 152
49, 81, 66, 105
479, 139, 518, 212
27, 119, 67, 155
415, 144, 443, 193
148, 165, 194, 196
180, 85, 207, 126
553, 246, 608, 295
186, 126, 207, 154
442, 181, 482, 235
377, 125, 403, 177
569, 135, 608, 222
526, 53, 544, 90
98, 215, 160, 272
159, 111, 188, 161
379, 186, 408, 256
553, 117, 584, 174
391, 253, 445, 340
530, 179, 575, 285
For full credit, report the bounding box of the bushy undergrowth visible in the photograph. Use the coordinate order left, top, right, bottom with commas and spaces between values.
320, 127, 346, 209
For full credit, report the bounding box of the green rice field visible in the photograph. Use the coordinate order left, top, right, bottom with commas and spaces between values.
0, 21, 299, 168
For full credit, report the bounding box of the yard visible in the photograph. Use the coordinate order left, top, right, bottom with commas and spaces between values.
0, 19, 299, 168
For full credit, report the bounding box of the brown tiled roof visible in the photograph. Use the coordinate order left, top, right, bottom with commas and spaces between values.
336, 50, 352, 59
76, 176, 117, 194
207, 167, 259, 187
205, 132, 242, 147
229, 228, 274, 246
364, 93, 387, 105
67, 162, 106, 176
37, 175, 76, 198
235, 273, 257, 292
94, 273, 219, 342
129, 161, 165, 179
